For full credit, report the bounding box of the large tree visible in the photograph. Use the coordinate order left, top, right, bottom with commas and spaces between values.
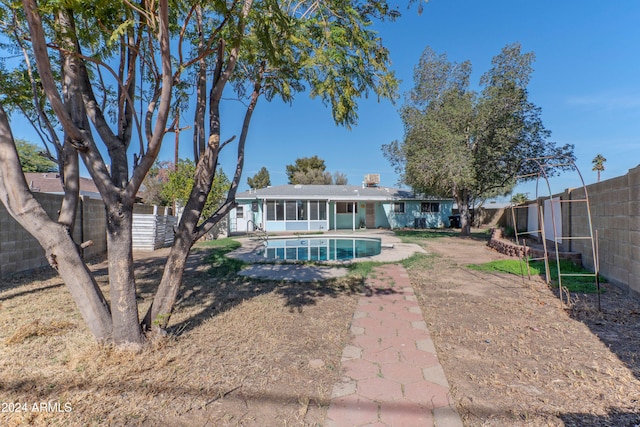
161, 159, 230, 220
0, 0, 401, 347
246, 166, 270, 189
383, 44, 573, 235
286, 155, 327, 184
286, 155, 348, 184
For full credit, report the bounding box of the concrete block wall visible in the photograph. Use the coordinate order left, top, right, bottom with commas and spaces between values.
0, 193, 107, 277
499, 165, 640, 297
0, 193, 66, 275
81, 197, 108, 259
1, 193, 182, 277
571, 175, 631, 290
628, 167, 640, 295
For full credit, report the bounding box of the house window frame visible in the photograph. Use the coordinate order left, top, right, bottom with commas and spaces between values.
266, 200, 285, 221
336, 201, 357, 214
236, 206, 244, 219
421, 202, 440, 213
309, 200, 327, 220
393, 202, 405, 213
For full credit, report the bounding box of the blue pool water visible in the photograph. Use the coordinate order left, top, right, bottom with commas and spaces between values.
258, 237, 382, 261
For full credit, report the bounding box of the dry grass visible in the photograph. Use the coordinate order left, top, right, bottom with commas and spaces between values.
0, 243, 361, 426
407, 233, 640, 427
4, 320, 76, 345
4, 232, 640, 426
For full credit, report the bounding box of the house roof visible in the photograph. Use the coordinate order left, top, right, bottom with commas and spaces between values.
24, 172, 101, 198
237, 184, 451, 202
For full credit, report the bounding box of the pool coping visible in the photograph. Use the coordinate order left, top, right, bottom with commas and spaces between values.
226, 230, 427, 281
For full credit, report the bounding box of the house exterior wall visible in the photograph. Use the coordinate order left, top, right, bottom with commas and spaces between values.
375, 203, 391, 228
234, 196, 453, 232
235, 199, 331, 232
382, 201, 452, 229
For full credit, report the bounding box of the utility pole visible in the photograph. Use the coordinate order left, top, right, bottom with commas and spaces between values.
171, 110, 190, 215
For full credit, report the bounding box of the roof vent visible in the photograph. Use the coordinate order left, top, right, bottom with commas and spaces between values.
294, 184, 303, 189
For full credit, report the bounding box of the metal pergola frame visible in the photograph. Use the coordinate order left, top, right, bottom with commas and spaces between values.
510, 155, 601, 309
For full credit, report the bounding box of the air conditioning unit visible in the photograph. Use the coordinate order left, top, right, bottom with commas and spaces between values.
364, 174, 380, 186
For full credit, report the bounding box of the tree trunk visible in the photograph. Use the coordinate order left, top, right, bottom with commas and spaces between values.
457, 189, 472, 236
106, 204, 143, 346
44, 225, 113, 342
142, 232, 192, 331
0, 102, 113, 342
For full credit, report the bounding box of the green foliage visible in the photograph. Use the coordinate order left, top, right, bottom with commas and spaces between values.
198, 237, 242, 251
200, 238, 246, 278
347, 261, 385, 279
292, 168, 333, 185
510, 193, 529, 205
592, 153, 606, 182
141, 161, 173, 206
383, 44, 574, 226
285, 156, 350, 184
467, 259, 602, 293
247, 166, 271, 189
592, 154, 606, 172
502, 226, 516, 238
15, 139, 57, 172
161, 159, 230, 220
394, 229, 467, 244
286, 156, 327, 184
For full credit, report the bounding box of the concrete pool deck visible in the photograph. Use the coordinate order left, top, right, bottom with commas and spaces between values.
226, 230, 427, 281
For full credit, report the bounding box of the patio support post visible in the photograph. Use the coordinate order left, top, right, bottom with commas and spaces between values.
352, 202, 356, 231
325, 200, 329, 231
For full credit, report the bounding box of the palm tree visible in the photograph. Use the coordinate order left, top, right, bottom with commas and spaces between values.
592, 154, 607, 183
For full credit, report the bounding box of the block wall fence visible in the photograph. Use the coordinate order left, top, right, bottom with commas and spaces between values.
505, 165, 640, 297
0, 196, 175, 277
0, 193, 107, 276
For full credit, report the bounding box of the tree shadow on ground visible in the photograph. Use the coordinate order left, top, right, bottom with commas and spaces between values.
0, 372, 330, 425
565, 283, 640, 382
133, 244, 365, 336
559, 407, 640, 427
459, 404, 640, 427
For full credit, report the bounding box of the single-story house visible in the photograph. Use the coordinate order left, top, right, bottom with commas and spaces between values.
230, 184, 454, 233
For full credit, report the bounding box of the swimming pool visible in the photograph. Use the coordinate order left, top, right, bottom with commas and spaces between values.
258, 236, 382, 261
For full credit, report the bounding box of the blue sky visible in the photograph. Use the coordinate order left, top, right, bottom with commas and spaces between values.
11, 0, 640, 199
209, 0, 640, 197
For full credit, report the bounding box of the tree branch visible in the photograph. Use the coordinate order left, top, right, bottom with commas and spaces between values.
22, 0, 84, 143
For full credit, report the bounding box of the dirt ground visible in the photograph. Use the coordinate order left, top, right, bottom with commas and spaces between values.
1, 233, 640, 426
409, 233, 640, 427
0, 246, 361, 426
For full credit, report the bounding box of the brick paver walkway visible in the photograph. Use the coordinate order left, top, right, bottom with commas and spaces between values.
325, 264, 463, 427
